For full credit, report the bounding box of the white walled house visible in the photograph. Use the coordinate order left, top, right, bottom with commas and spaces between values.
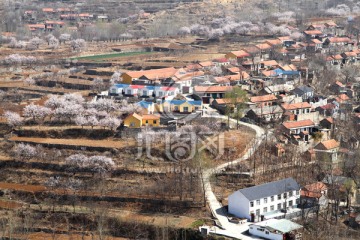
228, 178, 301, 222
249, 219, 303, 240
108, 84, 129, 95
154, 86, 179, 98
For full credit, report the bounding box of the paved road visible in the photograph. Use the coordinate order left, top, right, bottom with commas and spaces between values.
202, 115, 265, 239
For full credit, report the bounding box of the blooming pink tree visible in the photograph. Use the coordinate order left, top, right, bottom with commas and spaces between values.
70, 39, 86, 52
49, 36, 59, 49
178, 26, 191, 36
13, 143, 37, 161
24, 77, 36, 86
86, 116, 99, 129
91, 98, 118, 113
23, 103, 52, 125
4, 111, 23, 128
66, 154, 89, 169
99, 116, 121, 130
92, 77, 104, 93
87, 155, 115, 176
74, 115, 87, 128
26, 37, 44, 50
59, 34, 71, 44
55, 104, 84, 122
110, 71, 121, 85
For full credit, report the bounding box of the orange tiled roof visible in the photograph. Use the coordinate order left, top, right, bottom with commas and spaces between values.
250, 94, 277, 103
283, 119, 315, 129
311, 39, 322, 44
265, 39, 282, 46
328, 37, 351, 43
281, 102, 311, 110
42, 8, 54, 12
256, 43, 272, 50
124, 67, 178, 79
228, 50, 250, 58
315, 139, 340, 150
199, 61, 213, 67
142, 114, 160, 120
301, 182, 327, 198
261, 60, 279, 66
194, 86, 233, 93
344, 51, 357, 57
304, 30, 323, 35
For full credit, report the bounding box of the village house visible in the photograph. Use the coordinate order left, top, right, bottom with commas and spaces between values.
123, 113, 160, 128
316, 102, 339, 117
211, 98, 244, 114
300, 182, 328, 207
249, 94, 278, 107
255, 43, 272, 60
193, 86, 233, 104
249, 219, 303, 240
341, 52, 357, 64
228, 178, 301, 222
303, 30, 324, 40
225, 50, 250, 65
323, 37, 353, 52
163, 100, 202, 113
121, 67, 178, 84
281, 102, 320, 123
314, 139, 341, 167
292, 85, 314, 101
329, 81, 346, 94
246, 105, 283, 124
28, 24, 46, 33
281, 119, 316, 141
322, 175, 357, 206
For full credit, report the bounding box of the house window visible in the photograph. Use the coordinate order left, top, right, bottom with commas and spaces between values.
270, 205, 274, 211
154, 120, 157, 124
264, 198, 268, 204
130, 122, 135, 127
256, 209, 260, 216
277, 194, 281, 200
277, 203, 281, 210
127, 90, 131, 95
146, 120, 148, 124
265, 231, 269, 235
296, 190, 299, 195
283, 193, 287, 198
256, 200, 260, 205
271, 196, 274, 202
184, 107, 189, 112
289, 200, 293, 207
289, 191, 293, 197
250, 201, 254, 207
143, 91, 147, 95
263, 207, 267, 213
283, 202, 287, 209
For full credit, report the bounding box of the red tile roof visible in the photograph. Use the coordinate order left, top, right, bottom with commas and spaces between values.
301, 182, 328, 198
304, 30, 323, 35
194, 86, 233, 93
281, 102, 311, 110
328, 37, 351, 43
315, 139, 340, 150
283, 119, 315, 129
250, 94, 277, 103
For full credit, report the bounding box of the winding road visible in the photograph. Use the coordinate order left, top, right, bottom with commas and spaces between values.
202, 114, 265, 239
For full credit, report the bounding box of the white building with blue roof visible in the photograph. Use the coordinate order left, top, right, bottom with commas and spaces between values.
228, 178, 301, 222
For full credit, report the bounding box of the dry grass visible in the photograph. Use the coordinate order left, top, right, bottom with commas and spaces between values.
9, 136, 135, 149
0, 200, 23, 209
